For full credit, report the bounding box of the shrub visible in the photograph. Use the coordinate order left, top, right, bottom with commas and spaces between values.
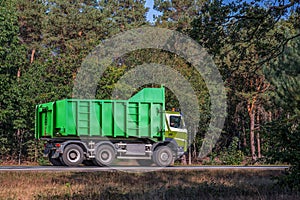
219, 137, 244, 165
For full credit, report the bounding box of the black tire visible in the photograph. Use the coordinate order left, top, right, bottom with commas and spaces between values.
95, 144, 115, 166
153, 146, 174, 167
48, 152, 63, 166
92, 159, 100, 166
136, 159, 154, 167
61, 144, 84, 166
59, 156, 66, 166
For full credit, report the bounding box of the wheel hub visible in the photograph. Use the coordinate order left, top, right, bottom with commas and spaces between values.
101, 152, 109, 160
161, 152, 169, 161
68, 150, 80, 162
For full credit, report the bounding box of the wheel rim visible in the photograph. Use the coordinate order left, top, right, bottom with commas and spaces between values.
155, 146, 173, 167
160, 152, 170, 161
96, 145, 115, 166
67, 149, 81, 163
100, 151, 110, 161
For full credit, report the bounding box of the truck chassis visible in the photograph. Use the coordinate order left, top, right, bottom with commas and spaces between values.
44, 137, 181, 167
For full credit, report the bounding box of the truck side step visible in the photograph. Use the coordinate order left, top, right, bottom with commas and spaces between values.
117, 156, 152, 160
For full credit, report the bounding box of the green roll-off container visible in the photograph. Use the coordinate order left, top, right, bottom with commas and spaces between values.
35, 87, 165, 141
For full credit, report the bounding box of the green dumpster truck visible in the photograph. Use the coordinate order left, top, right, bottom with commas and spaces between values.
35, 87, 188, 167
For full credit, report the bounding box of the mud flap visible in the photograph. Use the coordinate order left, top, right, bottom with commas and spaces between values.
43, 143, 53, 157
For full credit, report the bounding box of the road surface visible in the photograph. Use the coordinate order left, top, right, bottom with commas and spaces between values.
0, 165, 289, 172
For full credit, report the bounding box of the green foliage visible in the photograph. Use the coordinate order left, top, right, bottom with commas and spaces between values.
0, 0, 28, 162
219, 137, 244, 165
26, 139, 44, 162
188, 0, 300, 163
0, 0, 299, 173
154, 0, 205, 31
37, 157, 49, 166
0, 0, 25, 119
202, 152, 218, 165
96, 65, 128, 99
0, 0, 149, 163
264, 115, 300, 190
263, 34, 300, 190
0, 137, 11, 161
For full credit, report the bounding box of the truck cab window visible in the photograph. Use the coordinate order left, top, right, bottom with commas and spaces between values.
170, 116, 181, 128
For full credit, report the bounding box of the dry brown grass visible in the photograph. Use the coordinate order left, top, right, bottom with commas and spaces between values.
0, 169, 299, 200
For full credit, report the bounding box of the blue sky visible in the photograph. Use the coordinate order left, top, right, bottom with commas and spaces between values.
145, 0, 161, 22
144, 0, 235, 22
145, 0, 292, 22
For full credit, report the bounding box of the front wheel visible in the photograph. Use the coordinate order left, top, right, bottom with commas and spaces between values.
61, 144, 84, 166
153, 146, 174, 167
94, 144, 115, 166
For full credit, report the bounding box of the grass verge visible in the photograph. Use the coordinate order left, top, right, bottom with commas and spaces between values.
0, 169, 299, 200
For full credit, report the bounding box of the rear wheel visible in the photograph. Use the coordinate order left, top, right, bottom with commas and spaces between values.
153, 146, 174, 167
62, 144, 84, 166
95, 144, 115, 166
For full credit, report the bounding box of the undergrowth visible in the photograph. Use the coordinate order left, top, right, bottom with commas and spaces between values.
0, 170, 299, 200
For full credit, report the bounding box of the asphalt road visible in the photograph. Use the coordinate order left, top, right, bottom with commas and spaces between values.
0, 165, 289, 172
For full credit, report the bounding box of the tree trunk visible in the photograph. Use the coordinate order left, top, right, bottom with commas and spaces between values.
256, 132, 261, 159
268, 111, 272, 122
249, 111, 256, 161
17, 129, 22, 165
35, 140, 38, 162
192, 142, 197, 163
30, 49, 35, 64
181, 154, 187, 165
242, 121, 247, 149
256, 113, 261, 159
188, 145, 192, 165
17, 67, 21, 81
248, 98, 257, 162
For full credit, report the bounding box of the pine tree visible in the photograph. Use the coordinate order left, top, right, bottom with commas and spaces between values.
264, 33, 300, 190
189, 0, 300, 161
2, 0, 149, 162
0, 0, 27, 161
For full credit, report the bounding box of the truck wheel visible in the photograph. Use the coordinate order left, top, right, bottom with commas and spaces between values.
59, 156, 66, 166
61, 144, 84, 166
95, 144, 115, 166
154, 146, 174, 167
